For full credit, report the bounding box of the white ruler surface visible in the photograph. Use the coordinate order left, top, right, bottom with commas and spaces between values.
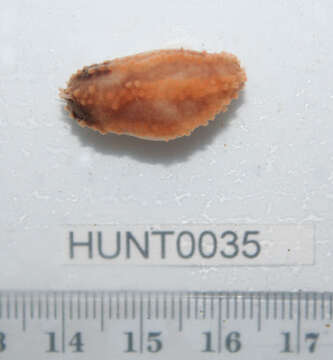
0, 291, 332, 359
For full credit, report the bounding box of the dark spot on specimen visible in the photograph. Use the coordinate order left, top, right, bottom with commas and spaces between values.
67, 98, 94, 125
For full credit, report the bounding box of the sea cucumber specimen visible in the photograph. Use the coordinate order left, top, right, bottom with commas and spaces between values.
60, 49, 246, 141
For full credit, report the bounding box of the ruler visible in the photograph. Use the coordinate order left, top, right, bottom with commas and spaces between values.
0, 291, 332, 359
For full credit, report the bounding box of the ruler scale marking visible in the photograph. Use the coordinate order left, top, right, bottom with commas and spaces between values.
257, 292, 262, 332
195, 293, 198, 319
124, 291, 128, 320
226, 292, 230, 319
22, 293, 26, 331
108, 293, 112, 319
155, 292, 159, 319
93, 292, 97, 320
38, 293, 42, 320
85, 292, 88, 320
313, 292, 317, 320
132, 292, 135, 319
242, 292, 246, 319
69, 294, 73, 320
171, 292, 175, 320
321, 293, 325, 320
202, 294, 206, 319
30, 293, 34, 320
265, 292, 270, 320
297, 291, 301, 354
77, 292, 81, 320
178, 294, 183, 332
289, 292, 293, 320
61, 293, 66, 353
250, 292, 254, 319
139, 293, 144, 354
187, 293, 191, 319
234, 292, 238, 319
147, 292, 151, 320
54, 292, 57, 320
210, 295, 214, 319
163, 292, 167, 319
46, 292, 50, 319
14, 293, 18, 319
217, 296, 222, 353
282, 293, 285, 320
6, 294, 10, 320
116, 292, 120, 319
100, 292, 104, 332
1, 291, 333, 358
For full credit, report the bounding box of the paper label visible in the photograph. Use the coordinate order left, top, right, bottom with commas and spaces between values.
63, 224, 314, 266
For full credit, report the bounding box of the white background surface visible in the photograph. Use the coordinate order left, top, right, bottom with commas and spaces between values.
0, 0, 333, 291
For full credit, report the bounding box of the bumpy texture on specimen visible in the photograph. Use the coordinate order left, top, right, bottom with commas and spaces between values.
60, 49, 246, 141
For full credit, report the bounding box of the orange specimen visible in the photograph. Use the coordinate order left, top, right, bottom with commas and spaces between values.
60, 49, 246, 141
